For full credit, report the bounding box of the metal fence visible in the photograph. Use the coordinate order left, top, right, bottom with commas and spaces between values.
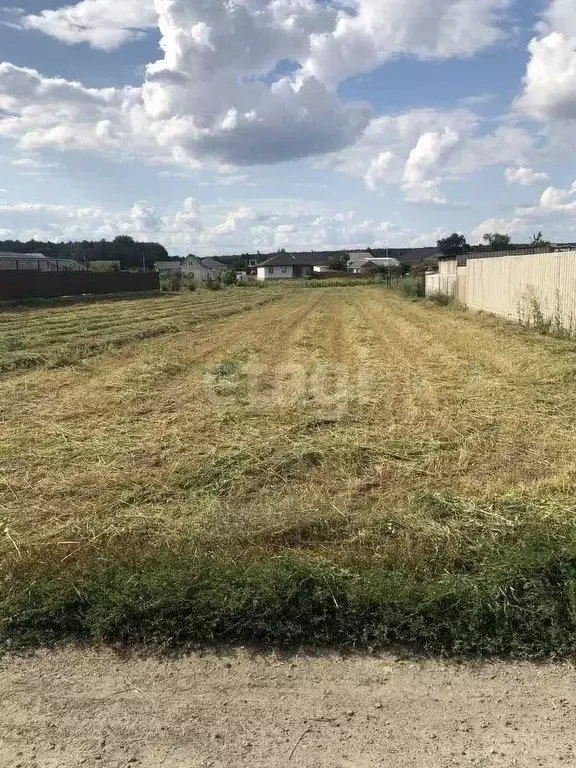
0, 270, 159, 300
426, 250, 576, 330
466, 251, 576, 327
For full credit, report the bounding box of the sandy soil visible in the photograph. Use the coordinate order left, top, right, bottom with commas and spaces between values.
2, 649, 575, 768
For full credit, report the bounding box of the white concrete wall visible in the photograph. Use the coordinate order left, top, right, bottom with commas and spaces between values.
439, 258, 458, 276
425, 272, 457, 297
457, 266, 467, 304
425, 273, 440, 295
465, 251, 576, 328
313, 265, 331, 272
257, 265, 294, 280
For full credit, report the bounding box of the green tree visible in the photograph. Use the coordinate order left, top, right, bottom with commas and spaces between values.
483, 233, 512, 251
330, 252, 350, 271
222, 269, 237, 285
530, 231, 550, 247
437, 233, 470, 257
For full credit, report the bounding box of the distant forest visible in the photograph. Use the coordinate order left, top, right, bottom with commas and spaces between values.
0, 236, 169, 271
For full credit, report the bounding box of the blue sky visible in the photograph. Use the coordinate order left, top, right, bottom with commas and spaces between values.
0, 0, 575, 255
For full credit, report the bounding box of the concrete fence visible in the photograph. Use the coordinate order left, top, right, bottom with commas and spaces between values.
425, 250, 576, 330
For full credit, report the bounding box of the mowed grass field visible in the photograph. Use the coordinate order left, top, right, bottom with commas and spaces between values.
3, 285, 576, 654
0, 286, 284, 372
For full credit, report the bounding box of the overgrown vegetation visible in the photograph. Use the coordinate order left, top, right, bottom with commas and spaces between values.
426, 290, 453, 306
4, 287, 576, 655
518, 290, 575, 339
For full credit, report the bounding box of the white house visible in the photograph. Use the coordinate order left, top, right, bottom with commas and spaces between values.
182, 255, 228, 281
256, 252, 333, 280
347, 254, 401, 274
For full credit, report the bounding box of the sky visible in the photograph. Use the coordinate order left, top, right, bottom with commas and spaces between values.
0, 0, 575, 256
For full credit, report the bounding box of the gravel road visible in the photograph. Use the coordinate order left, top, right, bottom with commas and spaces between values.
2, 649, 575, 767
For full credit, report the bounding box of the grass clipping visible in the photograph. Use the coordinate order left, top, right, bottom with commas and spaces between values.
4, 286, 576, 655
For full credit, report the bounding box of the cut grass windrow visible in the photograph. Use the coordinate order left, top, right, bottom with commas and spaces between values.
0, 286, 287, 372
3, 286, 576, 655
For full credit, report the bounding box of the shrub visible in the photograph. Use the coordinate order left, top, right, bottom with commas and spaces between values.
181, 276, 197, 292
205, 276, 223, 291
222, 269, 237, 286
160, 273, 182, 292
427, 291, 452, 306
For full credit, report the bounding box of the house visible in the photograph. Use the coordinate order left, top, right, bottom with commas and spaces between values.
256, 252, 333, 280
182, 255, 228, 281
347, 253, 402, 274
0, 253, 85, 271
155, 260, 182, 274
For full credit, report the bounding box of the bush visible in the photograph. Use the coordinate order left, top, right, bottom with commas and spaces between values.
160, 273, 182, 292
205, 276, 222, 291
222, 269, 237, 286
181, 276, 197, 292
427, 291, 452, 306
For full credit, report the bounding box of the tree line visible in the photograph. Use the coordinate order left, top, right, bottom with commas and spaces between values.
437, 231, 550, 257
0, 236, 169, 270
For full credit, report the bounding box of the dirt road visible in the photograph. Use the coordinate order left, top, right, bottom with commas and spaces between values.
2, 649, 575, 768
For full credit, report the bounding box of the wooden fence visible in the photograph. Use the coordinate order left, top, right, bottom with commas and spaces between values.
0, 270, 159, 300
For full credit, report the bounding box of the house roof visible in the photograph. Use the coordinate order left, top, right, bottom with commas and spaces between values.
0, 252, 46, 259
348, 255, 401, 269
202, 257, 228, 270
258, 252, 334, 267
346, 247, 440, 265
347, 251, 372, 261
184, 255, 227, 272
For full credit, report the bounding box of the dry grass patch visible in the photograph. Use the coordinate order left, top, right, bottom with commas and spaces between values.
3, 287, 576, 653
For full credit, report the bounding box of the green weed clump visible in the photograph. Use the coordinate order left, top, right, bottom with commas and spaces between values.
160, 273, 182, 292
518, 290, 575, 339
427, 291, 453, 307
304, 278, 379, 288
4, 494, 576, 655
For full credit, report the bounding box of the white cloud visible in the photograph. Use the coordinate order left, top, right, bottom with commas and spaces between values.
320, 108, 535, 202
471, 180, 576, 244
5, 0, 515, 171
22, 0, 157, 50
505, 166, 549, 186
302, 0, 513, 88
402, 128, 460, 204
471, 216, 527, 243
538, 0, 576, 37
364, 151, 395, 191
0, 62, 146, 157
518, 33, 576, 121
0, 196, 444, 254
518, 1, 576, 122
539, 182, 576, 212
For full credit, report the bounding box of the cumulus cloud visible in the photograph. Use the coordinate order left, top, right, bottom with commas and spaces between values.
505, 166, 550, 186
472, 179, 576, 244
402, 128, 460, 204
0, 62, 146, 156
22, 0, 157, 50
539, 182, 576, 212
518, 0, 576, 122
0, 196, 439, 254
470, 216, 527, 243
320, 108, 535, 203
5, 0, 517, 170
303, 0, 512, 87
